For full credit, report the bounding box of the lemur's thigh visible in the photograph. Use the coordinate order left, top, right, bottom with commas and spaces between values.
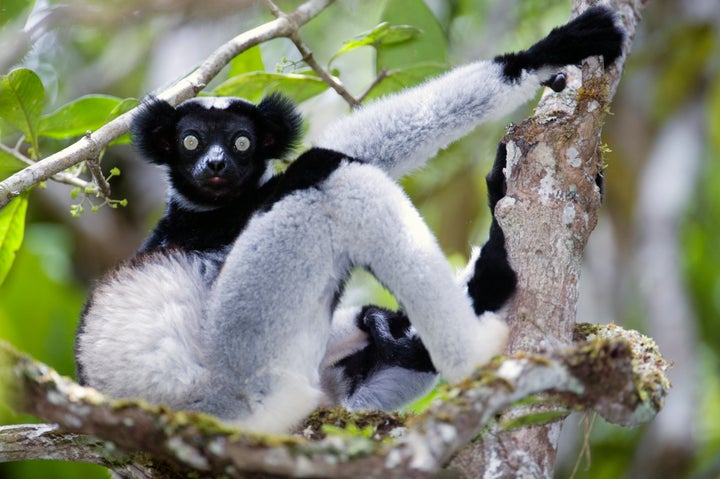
201, 190, 340, 431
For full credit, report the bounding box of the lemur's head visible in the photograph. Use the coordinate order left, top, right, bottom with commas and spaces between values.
132, 93, 302, 209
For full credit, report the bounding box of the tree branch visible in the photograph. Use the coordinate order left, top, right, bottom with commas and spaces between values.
0, 143, 93, 191
0, 0, 335, 209
0, 323, 668, 477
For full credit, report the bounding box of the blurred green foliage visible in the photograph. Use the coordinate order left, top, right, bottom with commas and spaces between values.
0, 0, 719, 478
0, 223, 106, 478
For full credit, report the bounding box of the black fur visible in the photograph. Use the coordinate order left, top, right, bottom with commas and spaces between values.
336, 306, 436, 395
255, 93, 304, 159
467, 143, 517, 314
142, 148, 357, 253
541, 72, 567, 93
132, 94, 302, 166
132, 95, 302, 209
495, 6, 624, 82
131, 95, 353, 253
258, 148, 354, 213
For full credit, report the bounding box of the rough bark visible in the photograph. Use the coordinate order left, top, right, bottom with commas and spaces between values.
0, 323, 668, 478
447, 1, 648, 477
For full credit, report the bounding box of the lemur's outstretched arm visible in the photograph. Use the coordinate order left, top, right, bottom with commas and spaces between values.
316, 6, 623, 179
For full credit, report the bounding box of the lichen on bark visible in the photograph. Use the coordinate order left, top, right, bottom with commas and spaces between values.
0, 322, 668, 478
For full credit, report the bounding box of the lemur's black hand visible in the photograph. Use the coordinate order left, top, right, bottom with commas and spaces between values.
358, 306, 436, 372
541, 73, 567, 93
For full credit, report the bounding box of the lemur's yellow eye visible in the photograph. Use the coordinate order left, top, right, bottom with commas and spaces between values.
235, 136, 251, 152
183, 135, 199, 151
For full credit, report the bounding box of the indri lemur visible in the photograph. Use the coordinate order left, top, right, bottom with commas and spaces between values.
76, 7, 624, 432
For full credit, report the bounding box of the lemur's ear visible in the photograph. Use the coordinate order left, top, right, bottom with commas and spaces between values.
131, 98, 179, 165
256, 92, 303, 159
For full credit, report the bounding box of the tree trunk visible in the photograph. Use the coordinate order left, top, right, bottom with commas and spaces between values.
448, 1, 646, 477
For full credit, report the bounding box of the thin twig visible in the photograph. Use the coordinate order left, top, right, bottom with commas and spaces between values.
85, 159, 112, 198
290, 32, 360, 108
82, 132, 112, 198
264, 0, 359, 108
357, 68, 389, 104
261, 0, 283, 17
0, 143, 32, 166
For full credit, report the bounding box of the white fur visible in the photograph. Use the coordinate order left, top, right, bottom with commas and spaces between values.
166, 184, 217, 212
321, 306, 368, 369
456, 246, 482, 288
343, 367, 438, 412
80, 57, 549, 432
317, 62, 543, 180
77, 252, 214, 408
191, 96, 236, 110
80, 159, 508, 431
195, 160, 507, 429
230, 371, 326, 433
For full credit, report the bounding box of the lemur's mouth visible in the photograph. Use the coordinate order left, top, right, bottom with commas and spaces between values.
206, 176, 228, 187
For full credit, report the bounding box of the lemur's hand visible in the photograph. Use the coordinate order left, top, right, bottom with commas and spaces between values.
541, 72, 567, 93
358, 306, 435, 372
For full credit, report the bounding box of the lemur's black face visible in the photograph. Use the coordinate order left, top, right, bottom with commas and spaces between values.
174, 109, 260, 204
132, 94, 303, 210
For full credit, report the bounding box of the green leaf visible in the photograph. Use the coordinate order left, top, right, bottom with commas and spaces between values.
375, 0, 448, 90
329, 22, 423, 64
0, 0, 34, 28
0, 148, 25, 180
212, 72, 328, 104
0, 68, 45, 155
108, 98, 141, 145
228, 46, 265, 78
0, 194, 28, 286
39, 94, 133, 139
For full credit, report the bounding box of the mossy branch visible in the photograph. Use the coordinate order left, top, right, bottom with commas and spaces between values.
0, 323, 669, 478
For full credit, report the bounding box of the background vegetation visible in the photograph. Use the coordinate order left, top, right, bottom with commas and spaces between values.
0, 0, 717, 477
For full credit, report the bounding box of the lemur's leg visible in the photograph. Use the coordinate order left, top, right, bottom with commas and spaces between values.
466, 143, 517, 314
324, 143, 517, 411
316, 6, 623, 180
